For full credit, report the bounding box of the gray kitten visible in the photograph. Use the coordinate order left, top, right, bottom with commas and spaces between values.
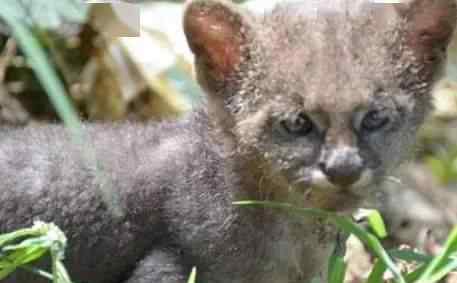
1, 0, 456, 282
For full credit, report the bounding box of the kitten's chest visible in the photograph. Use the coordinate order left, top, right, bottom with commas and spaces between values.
205, 214, 339, 283
257, 217, 338, 282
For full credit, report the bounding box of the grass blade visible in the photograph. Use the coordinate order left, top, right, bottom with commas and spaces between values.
357, 209, 388, 239
328, 254, 347, 283
389, 250, 432, 264
0, 11, 82, 137
417, 227, 457, 282
234, 201, 406, 283
187, 267, 197, 283
366, 260, 387, 283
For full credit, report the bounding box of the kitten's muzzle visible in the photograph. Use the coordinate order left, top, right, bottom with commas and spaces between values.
319, 146, 364, 187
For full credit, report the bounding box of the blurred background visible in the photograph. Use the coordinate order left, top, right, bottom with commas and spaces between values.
1, 0, 457, 281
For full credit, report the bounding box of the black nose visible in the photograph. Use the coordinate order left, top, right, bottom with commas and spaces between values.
319, 149, 363, 187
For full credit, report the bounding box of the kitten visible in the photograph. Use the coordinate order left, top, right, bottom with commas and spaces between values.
1, 0, 456, 282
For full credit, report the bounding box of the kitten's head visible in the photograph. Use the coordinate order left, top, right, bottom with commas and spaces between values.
184, 0, 456, 210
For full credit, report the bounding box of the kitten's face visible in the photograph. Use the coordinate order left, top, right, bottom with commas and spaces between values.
228, 2, 439, 208
233, 80, 421, 207
184, 0, 456, 209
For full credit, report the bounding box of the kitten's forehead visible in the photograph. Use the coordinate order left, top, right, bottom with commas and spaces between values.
254, 1, 402, 113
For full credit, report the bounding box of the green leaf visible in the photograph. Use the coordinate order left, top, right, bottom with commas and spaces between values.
366, 260, 387, 283
10, 246, 48, 265
0, 246, 47, 279
55, 261, 73, 283
417, 226, 457, 283
405, 264, 427, 283
356, 209, 388, 239
0, 264, 16, 280
389, 249, 433, 263
0, 222, 70, 281
187, 267, 197, 283
0, 227, 42, 247
328, 255, 346, 283
234, 201, 406, 283
390, 248, 457, 282
425, 259, 457, 283
3, 236, 53, 251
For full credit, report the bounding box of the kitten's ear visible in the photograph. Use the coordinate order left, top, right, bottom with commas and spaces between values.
394, 0, 457, 64
183, 0, 252, 91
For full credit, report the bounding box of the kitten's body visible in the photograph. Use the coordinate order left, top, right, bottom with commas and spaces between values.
0, 111, 337, 283
1, 0, 456, 282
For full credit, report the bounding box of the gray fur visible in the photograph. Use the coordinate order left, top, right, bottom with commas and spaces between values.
1, 0, 456, 282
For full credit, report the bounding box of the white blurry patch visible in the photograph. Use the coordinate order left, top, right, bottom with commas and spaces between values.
433, 80, 457, 119
118, 35, 176, 76
140, 2, 193, 62
311, 169, 336, 191
243, 0, 285, 14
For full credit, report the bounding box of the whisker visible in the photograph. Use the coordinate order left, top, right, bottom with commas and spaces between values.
384, 175, 403, 186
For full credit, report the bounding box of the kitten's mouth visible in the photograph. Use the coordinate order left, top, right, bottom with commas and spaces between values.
297, 169, 374, 192
290, 169, 374, 212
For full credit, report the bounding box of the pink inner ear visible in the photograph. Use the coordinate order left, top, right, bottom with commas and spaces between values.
403, 1, 456, 58
410, 11, 453, 46
184, 5, 244, 81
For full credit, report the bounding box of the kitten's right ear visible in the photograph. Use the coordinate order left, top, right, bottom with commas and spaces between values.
183, 0, 252, 92
394, 0, 457, 67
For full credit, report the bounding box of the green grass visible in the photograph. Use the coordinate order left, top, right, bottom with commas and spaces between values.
0, 221, 71, 283
235, 201, 457, 283
2, 206, 457, 283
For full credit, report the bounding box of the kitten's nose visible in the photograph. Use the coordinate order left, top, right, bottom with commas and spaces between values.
319, 147, 363, 187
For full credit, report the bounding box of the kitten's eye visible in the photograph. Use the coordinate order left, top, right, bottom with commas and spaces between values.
361, 110, 390, 132
280, 113, 314, 136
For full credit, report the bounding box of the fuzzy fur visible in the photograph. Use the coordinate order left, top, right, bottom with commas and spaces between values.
1, 0, 456, 282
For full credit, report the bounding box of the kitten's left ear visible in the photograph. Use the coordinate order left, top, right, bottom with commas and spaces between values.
394, 0, 457, 65
183, 0, 253, 91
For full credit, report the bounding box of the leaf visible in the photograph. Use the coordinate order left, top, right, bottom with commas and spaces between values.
356, 209, 388, 239
9, 246, 48, 265
405, 264, 427, 283
234, 201, 406, 283
425, 259, 457, 283
55, 261, 73, 283
0, 246, 47, 279
389, 249, 433, 263
187, 267, 197, 283
0, 264, 17, 280
0, 227, 42, 247
328, 255, 346, 283
417, 226, 457, 283
0, 222, 70, 281
366, 260, 387, 283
